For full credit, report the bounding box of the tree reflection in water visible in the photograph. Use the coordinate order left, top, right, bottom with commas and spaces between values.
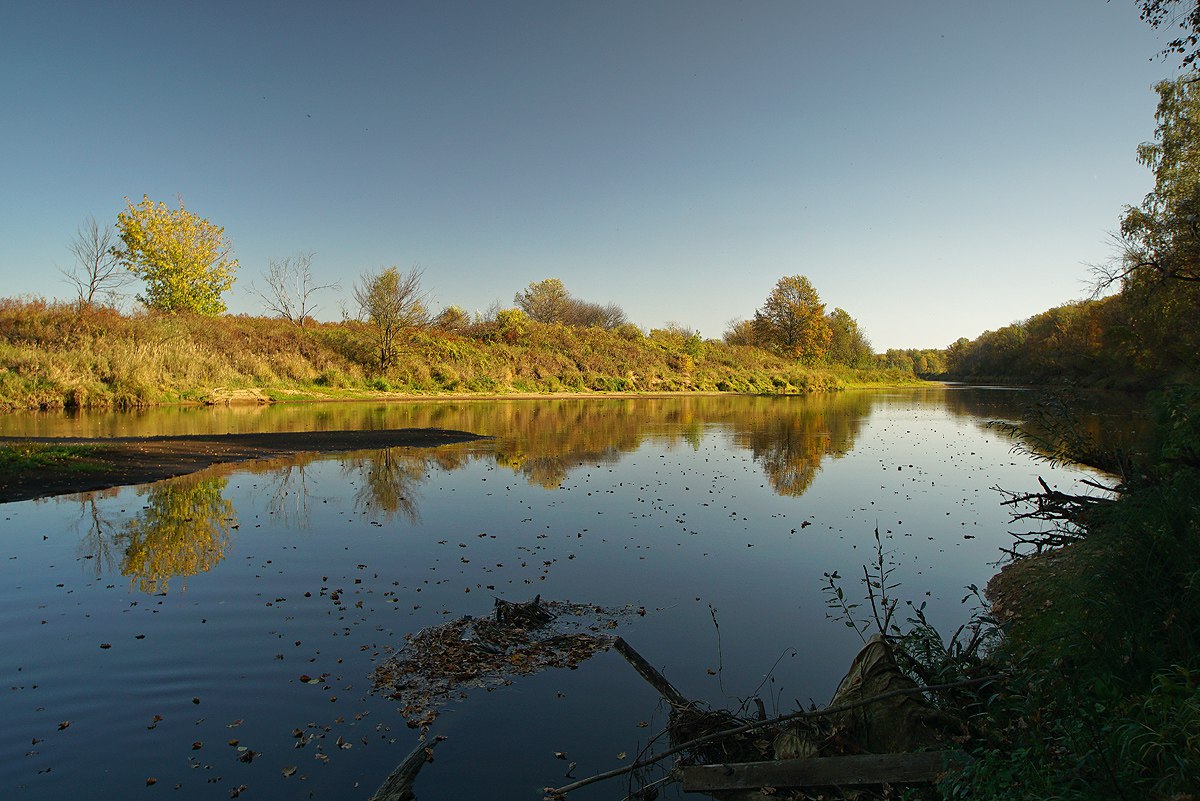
119, 476, 236, 594
341, 447, 472, 523
736, 393, 872, 496
60, 394, 902, 592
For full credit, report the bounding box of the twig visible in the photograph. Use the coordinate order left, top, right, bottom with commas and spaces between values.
544, 674, 1004, 798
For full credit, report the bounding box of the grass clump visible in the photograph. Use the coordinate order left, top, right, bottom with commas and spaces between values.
0, 442, 102, 472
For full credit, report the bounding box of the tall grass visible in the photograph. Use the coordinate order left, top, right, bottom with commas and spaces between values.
0, 299, 917, 411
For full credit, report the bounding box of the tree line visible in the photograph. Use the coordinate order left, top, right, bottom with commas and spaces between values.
942, 75, 1200, 389
56, 196, 885, 373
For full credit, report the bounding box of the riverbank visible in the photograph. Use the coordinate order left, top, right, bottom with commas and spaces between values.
0, 428, 486, 503
0, 299, 918, 411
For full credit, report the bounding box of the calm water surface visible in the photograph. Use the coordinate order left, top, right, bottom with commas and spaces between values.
0, 389, 1122, 799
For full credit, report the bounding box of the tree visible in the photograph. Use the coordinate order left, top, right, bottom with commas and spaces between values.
825, 307, 874, 367
115, 195, 238, 314
1108, 78, 1200, 377
563, 299, 627, 329
60, 215, 128, 306
753, 275, 832, 364
514, 278, 628, 328
249, 252, 338, 327
515, 278, 571, 323
354, 266, 427, 369
1138, 1, 1200, 68
1112, 78, 1200, 287
431, 305, 470, 332
723, 318, 759, 346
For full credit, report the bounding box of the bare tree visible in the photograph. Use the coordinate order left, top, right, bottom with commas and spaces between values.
61, 215, 128, 305
354, 266, 427, 369
249, 252, 339, 327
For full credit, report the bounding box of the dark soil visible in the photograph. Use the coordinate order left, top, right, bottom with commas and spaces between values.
0, 428, 488, 503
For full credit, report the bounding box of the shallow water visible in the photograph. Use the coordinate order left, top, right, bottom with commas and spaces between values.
0, 389, 1120, 799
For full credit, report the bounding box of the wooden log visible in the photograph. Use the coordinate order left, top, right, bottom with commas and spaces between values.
611, 637, 694, 709
679, 751, 964, 792
369, 736, 445, 801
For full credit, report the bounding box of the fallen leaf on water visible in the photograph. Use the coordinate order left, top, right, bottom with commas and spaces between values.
281, 766, 297, 778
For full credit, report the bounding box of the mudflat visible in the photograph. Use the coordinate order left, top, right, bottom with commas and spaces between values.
0, 428, 487, 503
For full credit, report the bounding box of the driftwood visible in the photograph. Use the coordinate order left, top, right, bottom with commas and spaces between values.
545, 675, 1000, 798
494, 595, 554, 627
611, 636, 694, 709
680, 751, 965, 792
369, 735, 445, 801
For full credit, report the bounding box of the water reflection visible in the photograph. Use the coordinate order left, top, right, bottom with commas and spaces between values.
736, 394, 869, 495
120, 477, 236, 593
51, 391, 1038, 594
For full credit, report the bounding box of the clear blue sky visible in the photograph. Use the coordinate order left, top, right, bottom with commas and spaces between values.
0, 1, 1180, 349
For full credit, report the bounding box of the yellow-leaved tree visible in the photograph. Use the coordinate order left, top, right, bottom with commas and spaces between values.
115, 195, 238, 314
753, 275, 832, 365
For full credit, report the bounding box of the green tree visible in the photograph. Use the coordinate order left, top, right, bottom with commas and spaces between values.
115, 195, 238, 314
515, 278, 627, 328
515, 278, 571, 323
1109, 78, 1200, 379
354, 266, 427, 369
1114, 78, 1200, 287
825, 307, 873, 367
753, 275, 832, 364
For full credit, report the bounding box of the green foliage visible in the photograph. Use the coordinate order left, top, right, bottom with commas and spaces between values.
753, 275, 833, 364
493, 307, 530, 343
115, 196, 238, 315
513, 278, 627, 328
825, 308, 874, 367
949, 384, 1200, 800
353, 266, 427, 370
0, 442, 99, 471
514, 278, 571, 323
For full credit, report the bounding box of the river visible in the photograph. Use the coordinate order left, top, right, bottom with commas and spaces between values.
0, 388, 1125, 799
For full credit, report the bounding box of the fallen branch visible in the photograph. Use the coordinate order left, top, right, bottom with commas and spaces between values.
611, 637, 695, 709
370, 735, 446, 801
544, 674, 1004, 798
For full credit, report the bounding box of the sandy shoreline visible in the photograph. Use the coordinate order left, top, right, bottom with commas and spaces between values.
0, 428, 488, 504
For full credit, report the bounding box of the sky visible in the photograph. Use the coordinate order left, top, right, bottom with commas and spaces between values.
0, 1, 1185, 349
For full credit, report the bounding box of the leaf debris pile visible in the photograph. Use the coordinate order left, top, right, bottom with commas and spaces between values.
373, 597, 635, 729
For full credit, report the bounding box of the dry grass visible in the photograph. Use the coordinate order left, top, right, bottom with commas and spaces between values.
0, 299, 915, 410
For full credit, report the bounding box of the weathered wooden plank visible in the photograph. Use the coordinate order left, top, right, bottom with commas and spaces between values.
679, 751, 962, 792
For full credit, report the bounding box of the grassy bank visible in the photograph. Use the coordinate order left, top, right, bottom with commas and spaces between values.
946, 386, 1200, 799
0, 299, 919, 411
